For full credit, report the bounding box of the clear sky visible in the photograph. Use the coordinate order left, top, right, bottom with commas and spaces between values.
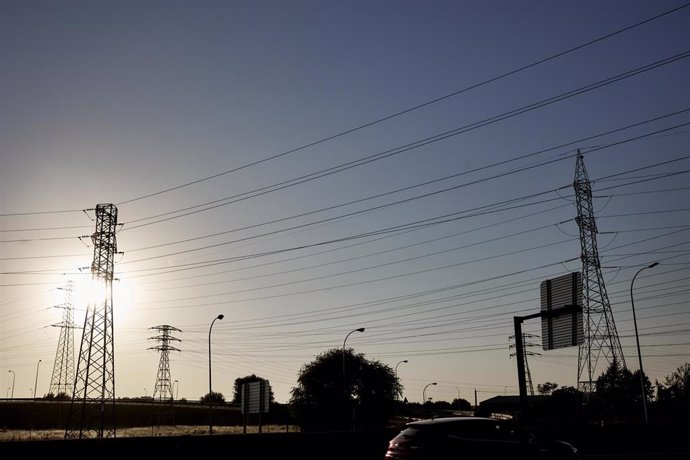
1, 0, 689, 405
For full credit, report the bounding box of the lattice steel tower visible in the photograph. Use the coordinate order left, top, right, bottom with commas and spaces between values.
66, 204, 119, 439
510, 333, 540, 396
149, 325, 181, 401
574, 153, 625, 394
49, 281, 77, 396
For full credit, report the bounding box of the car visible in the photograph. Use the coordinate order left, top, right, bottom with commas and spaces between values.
385, 416, 578, 459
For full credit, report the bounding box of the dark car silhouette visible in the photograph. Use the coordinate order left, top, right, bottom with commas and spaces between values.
385, 417, 578, 459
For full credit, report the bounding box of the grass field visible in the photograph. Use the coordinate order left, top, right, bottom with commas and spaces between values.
0, 400, 293, 438
0, 424, 300, 441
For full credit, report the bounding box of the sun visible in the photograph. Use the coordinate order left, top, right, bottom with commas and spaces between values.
69, 276, 133, 320
72, 276, 106, 311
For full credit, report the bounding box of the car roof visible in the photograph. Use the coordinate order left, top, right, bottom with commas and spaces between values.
406, 417, 498, 427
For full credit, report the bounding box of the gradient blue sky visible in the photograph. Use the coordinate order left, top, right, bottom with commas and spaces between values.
2, 1, 689, 405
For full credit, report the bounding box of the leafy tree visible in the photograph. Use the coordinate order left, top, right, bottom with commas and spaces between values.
290, 348, 401, 431
656, 362, 690, 403
452, 398, 471, 410
537, 382, 559, 395
550, 386, 582, 420
232, 374, 275, 404
200, 391, 225, 405
43, 392, 71, 400
594, 361, 651, 422
654, 362, 690, 421
429, 400, 452, 410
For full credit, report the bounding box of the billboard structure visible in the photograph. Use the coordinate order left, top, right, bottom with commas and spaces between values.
513, 272, 583, 416
540, 272, 583, 351
241, 379, 270, 433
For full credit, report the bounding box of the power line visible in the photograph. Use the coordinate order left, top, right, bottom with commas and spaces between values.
118, 52, 690, 231
120, 108, 690, 230
111, 155, 690, 275
112, 3, 690, 207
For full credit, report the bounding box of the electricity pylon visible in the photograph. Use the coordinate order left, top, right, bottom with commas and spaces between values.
574, 153, 625, 394
49, 281, 77, 397
65, 204, 119, 439
510, 333, 540, 396
149, 325, 181, 429
149, 325, 181, 401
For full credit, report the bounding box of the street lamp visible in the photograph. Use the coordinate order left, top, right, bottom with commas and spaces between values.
209, 314, 224, 435
342, 327, 365, 397
631, 262, 658, 424
394, 360, 408, 378
173, 379, 179, 401
395, 360, 408, 401
342, 327, 365, 431
8, 370, 15, 400
33, 359, 41, 401
423, 382, 437, 404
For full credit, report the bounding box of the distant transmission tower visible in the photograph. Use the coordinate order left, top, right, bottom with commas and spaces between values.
49, 281, 77, 397
510, 333, 540, 396
149, 325, 182, 401
574, 153, 625, 394
66, 204, 119, 439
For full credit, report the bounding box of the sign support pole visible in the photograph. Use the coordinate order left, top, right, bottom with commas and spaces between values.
513, 305, 581, 421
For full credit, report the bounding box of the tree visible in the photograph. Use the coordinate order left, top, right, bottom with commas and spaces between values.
537, 382, 559, 395
594, 361, 651, 422
232, 374, 275, 404
533, 386, 583, 422
44, 392, 70, 400
654, 362, 690, 421
200, 391, 225, 405
290, 348, 401, 431
452, 398, 471, 410
656, 362, 690, 403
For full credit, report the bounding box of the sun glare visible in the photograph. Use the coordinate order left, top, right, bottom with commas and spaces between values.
73, 276, 107, 311
56, 276, 134, 325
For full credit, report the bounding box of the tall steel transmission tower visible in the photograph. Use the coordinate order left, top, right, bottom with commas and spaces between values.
149, 325, 182, 401
65, 204, 119, 439
574, 153, 625, 394
49, 281, 77, 397
510, 333, 540, 396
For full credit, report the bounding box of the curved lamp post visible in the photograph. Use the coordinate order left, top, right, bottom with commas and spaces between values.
8, 370, 15, 400
342, 328, 365, 397
342, 327, 365, 431
631, 262, 658, 424
209, 314, 224, 435
394, 360, 408, 378
33, 359, 41, 401
395, 360, 408, 400
423, 382, 437, 404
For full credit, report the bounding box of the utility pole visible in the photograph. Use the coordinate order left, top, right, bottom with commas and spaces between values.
65, 204, 120, 439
